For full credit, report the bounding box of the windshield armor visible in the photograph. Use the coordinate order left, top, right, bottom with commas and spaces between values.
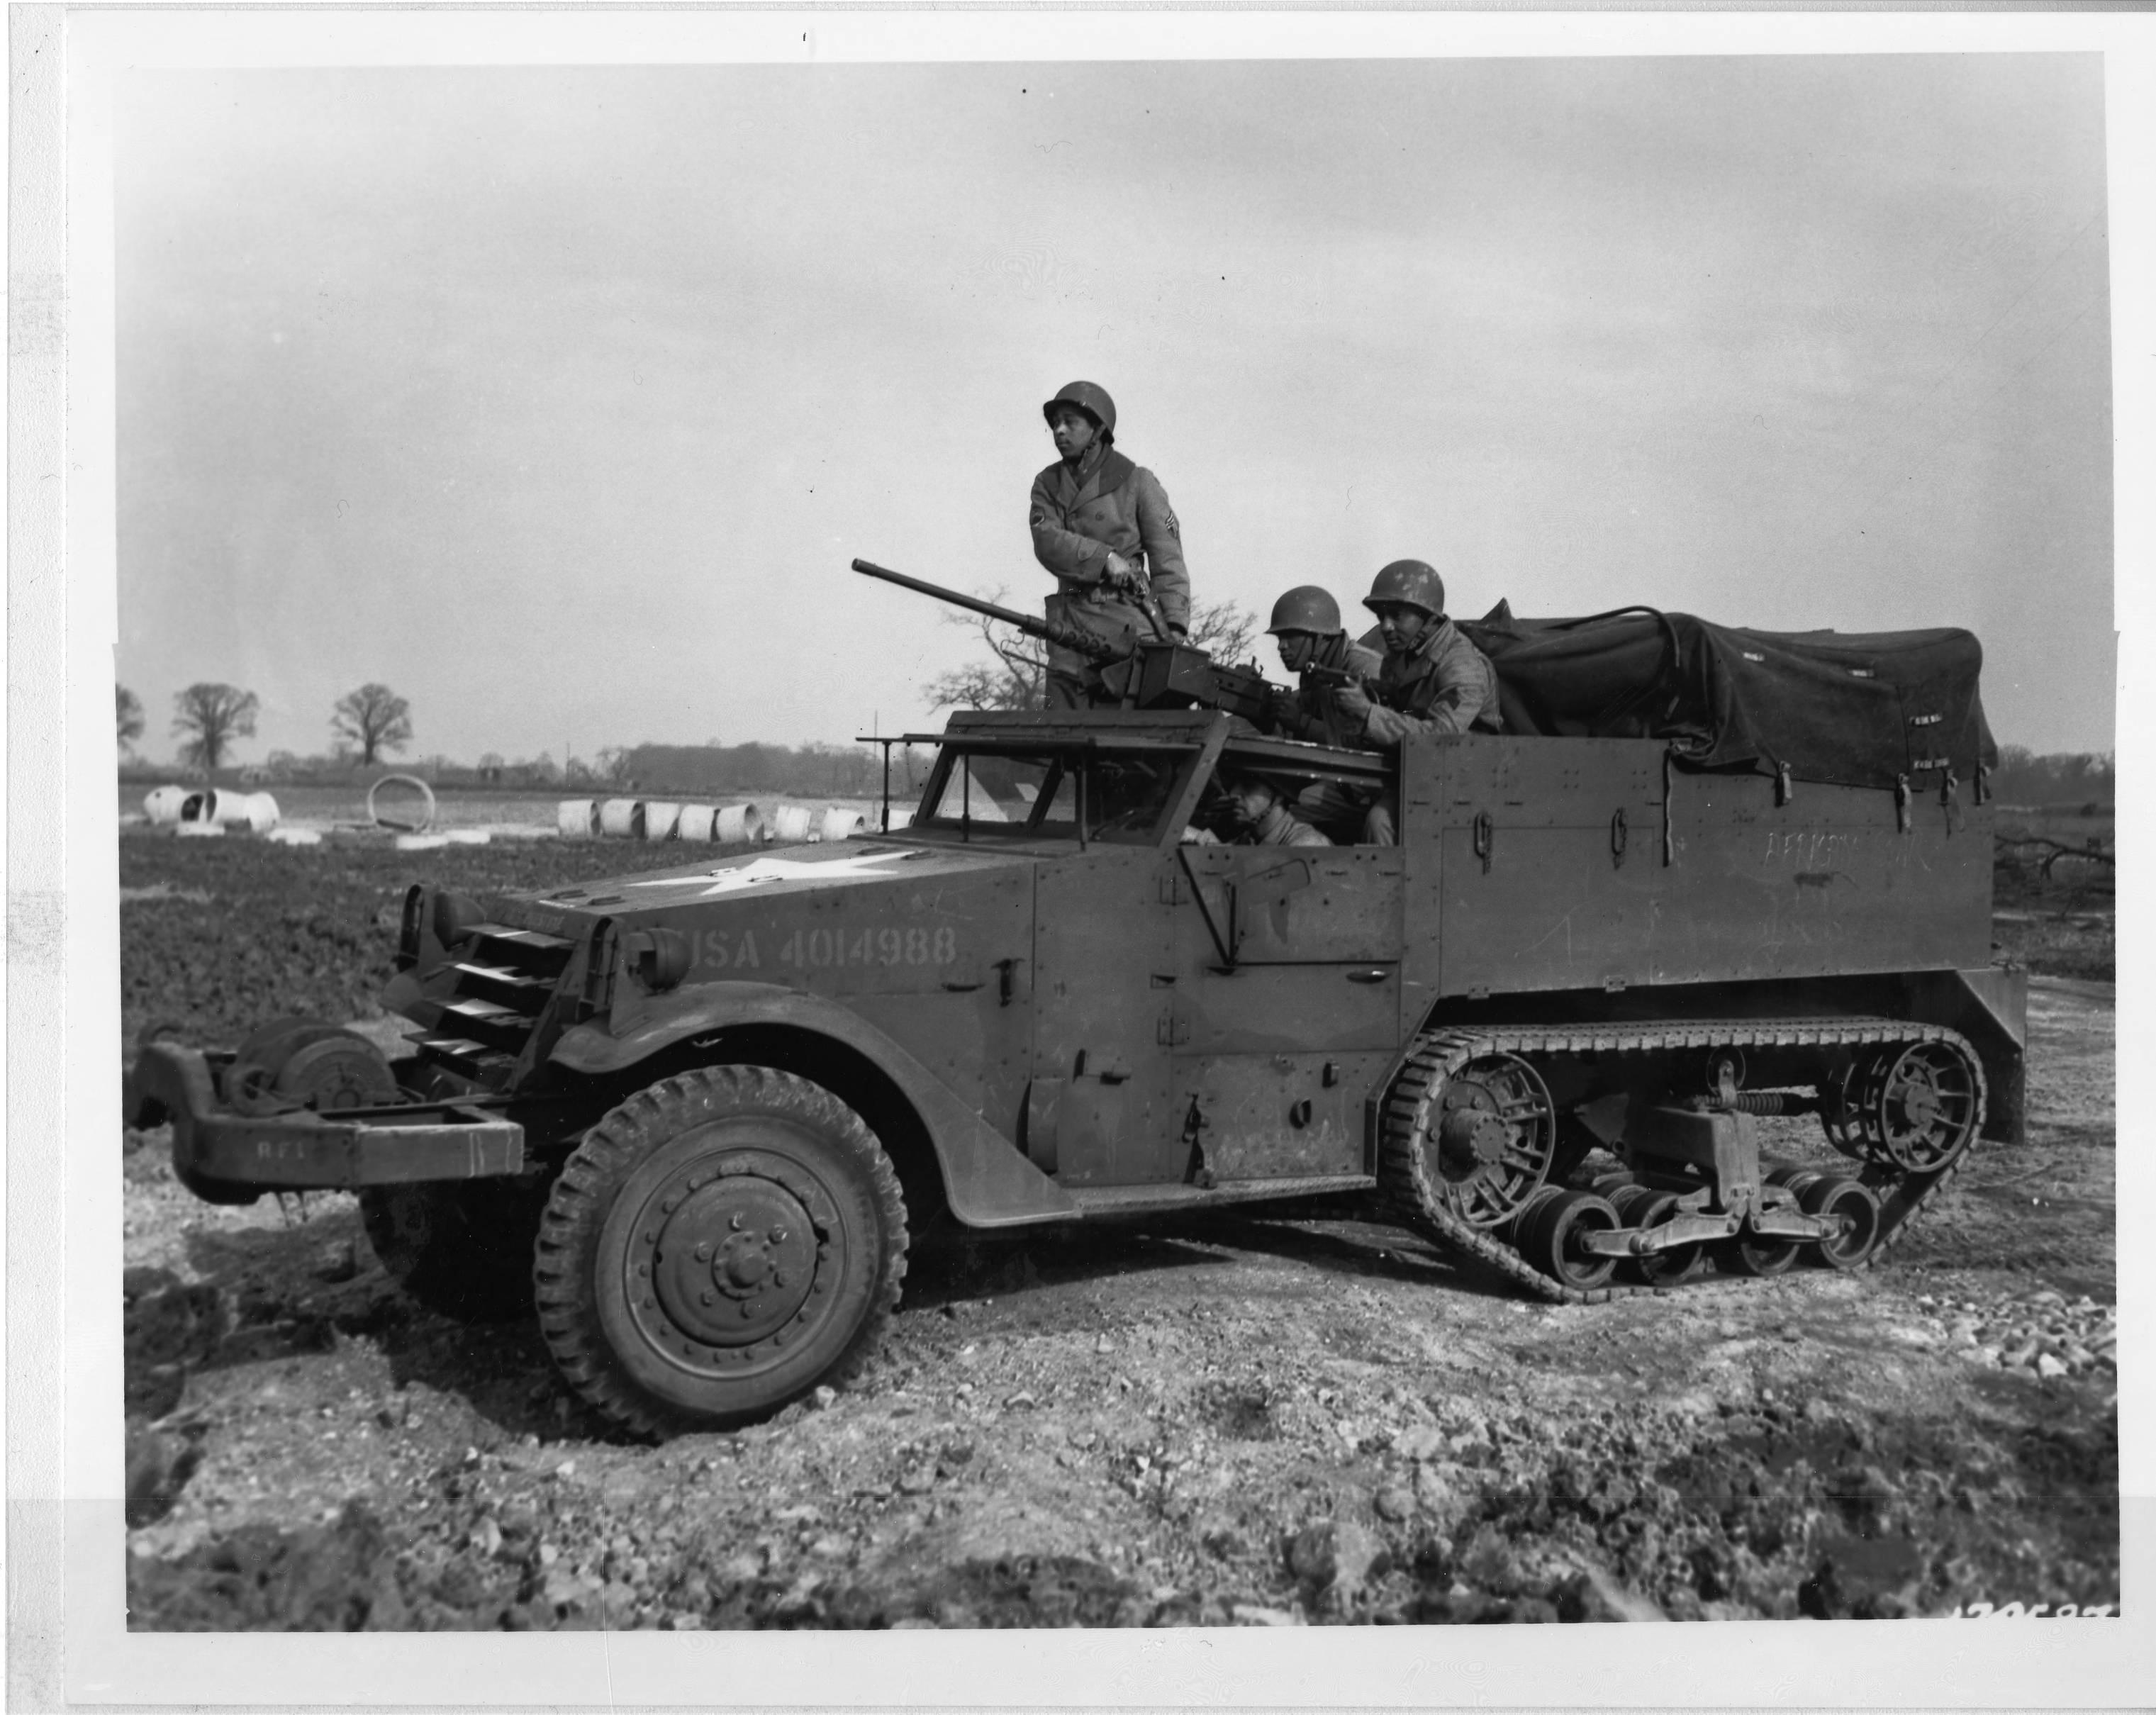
916, 747, 1195, 844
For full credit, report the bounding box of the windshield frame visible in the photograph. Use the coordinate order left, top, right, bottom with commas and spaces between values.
905, 714, 1233, 850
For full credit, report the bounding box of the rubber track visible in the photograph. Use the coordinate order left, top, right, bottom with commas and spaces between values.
1376, 1017, 1987, 1306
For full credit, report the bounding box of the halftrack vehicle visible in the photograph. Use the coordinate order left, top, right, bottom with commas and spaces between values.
130, 581, 2023, 1438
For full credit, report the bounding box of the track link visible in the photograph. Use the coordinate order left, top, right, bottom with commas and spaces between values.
1378, 1018, 1987, 1305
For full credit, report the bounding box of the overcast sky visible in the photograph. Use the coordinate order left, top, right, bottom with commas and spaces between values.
116, 54, 2111, 767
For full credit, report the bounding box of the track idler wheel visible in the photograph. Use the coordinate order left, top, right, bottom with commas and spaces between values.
1424, 1053, 1560, 1229
1609, 1185, 1708, 1286
1799, 1175, 1882, 1269
1517, 1190, 1619, 1292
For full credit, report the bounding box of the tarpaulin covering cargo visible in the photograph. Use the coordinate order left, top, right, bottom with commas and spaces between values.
1459, 605, 1996, 793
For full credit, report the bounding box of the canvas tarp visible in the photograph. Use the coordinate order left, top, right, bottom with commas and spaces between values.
1458, 605, 1996, 793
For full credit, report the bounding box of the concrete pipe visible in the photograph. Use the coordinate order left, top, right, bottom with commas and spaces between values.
714, 804, 762, 844
238, 792, 280, 832
642, 801, 683, 841
883, 807, 917, 832
820, 808, 867, 842
179, 788, 255, 825
143, 785, 189, 825
598, 798, 644, 839
675, 805, 720, 842
367, 773, 438, 834
557, 799, 601, 839
769, 803, 816, 844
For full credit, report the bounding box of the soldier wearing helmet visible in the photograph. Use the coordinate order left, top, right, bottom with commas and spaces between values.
1261, 584, 1385, 752
1029, 382, 1192, 708
1334, 559, 1502, 844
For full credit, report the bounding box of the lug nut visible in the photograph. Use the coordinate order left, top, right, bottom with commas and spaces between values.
695, 1242, 711, 1262
740, 1303, 754, 1319
700, 1290, 715, 1307
773, 1272, 788, 1288
770, 1227, 788, 1244
730, 1214, 743, 1231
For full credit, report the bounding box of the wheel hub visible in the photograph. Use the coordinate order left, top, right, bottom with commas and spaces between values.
626, 1148, 837, 1359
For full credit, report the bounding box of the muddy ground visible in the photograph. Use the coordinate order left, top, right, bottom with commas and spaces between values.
119, 834, 2118, 1629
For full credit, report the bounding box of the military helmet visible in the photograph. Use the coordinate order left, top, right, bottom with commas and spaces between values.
1365, 559, 1446, 618
1266, 585, 1344, 636
1042, 381, 1117, 440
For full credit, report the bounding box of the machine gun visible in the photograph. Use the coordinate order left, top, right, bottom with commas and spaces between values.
851, 558, 1278, 725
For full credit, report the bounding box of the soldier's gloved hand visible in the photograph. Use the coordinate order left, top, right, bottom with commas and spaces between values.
1334, 681, 1374, 723
1100, 552, 1136, 593
1264, 685, 1302, 732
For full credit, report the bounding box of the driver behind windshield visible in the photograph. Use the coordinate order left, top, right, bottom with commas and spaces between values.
1222, 773, 1331, 847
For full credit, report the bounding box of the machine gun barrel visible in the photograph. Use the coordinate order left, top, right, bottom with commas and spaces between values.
850, 559, 1122, 663
852, 554, 1280, 725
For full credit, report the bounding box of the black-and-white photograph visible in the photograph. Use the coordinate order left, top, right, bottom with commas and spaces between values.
21, 6, 2151, 1704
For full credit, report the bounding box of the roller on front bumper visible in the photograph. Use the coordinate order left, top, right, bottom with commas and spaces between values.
127, 1041, 525, 1206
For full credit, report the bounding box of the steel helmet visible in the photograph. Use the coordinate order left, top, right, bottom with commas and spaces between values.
1266, 586, 1344, 636
1365, 559, 1446, 618
1041, 381, 1117, 441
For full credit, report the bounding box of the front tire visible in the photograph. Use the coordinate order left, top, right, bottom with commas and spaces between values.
534, 1066, 907, 1439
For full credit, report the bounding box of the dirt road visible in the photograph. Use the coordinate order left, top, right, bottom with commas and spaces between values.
123, 975, 2115, 1629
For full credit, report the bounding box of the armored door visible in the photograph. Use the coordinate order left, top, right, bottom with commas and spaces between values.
1164, 847, 1404, 1184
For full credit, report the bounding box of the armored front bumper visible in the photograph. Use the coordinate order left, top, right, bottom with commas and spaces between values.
128, 1041, 525, 1206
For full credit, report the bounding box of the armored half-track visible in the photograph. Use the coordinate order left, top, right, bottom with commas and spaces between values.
130, 596, 2023, 1438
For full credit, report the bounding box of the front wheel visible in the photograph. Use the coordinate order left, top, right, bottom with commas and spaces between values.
535, 1066, 908, 1439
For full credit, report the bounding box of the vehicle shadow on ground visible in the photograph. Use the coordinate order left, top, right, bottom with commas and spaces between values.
901, 1202, 1527, 1309
165, 1214, 617, 1446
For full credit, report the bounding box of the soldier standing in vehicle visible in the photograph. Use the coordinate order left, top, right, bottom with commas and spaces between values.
1029, 381, 1192, 709
1333, 559, 1502, 845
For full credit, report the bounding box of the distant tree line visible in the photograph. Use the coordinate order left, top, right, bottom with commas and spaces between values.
1989, 745, 2113, 808
116, 679, 413, 778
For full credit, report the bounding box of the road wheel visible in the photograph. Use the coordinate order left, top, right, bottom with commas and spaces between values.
1517, 1190, 1619, 1291
534, 1066, 907, 1439
1717, 1229, 1800, 1278
1799, 1175, 1882, 1270
1609, 1186, 1708, 1287
359, 1178, 549, 1321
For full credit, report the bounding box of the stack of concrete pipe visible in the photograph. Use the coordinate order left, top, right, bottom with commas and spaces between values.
561, 798, 893, 845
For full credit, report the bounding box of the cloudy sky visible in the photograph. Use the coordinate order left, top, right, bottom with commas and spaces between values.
116, 52, 2111, 766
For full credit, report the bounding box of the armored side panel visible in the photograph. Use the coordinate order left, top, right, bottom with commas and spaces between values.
1029, 850, 1180, 1185
1401, 734, 1994, 1003
1161, 847, 1405, 1182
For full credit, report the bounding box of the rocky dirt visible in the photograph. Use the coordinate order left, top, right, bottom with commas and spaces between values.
118, 833, 2119, 1629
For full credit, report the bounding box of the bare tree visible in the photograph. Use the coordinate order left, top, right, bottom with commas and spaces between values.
331, 683, 414, 767
924, 588, 1261, 713
116, 685, 145, 753
171, 683, 259, 775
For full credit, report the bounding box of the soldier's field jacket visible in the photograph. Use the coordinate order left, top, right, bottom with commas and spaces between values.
1029, 445, 1192, 650
1268, 635, 1387, 751
1356, 620, 1503, 747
